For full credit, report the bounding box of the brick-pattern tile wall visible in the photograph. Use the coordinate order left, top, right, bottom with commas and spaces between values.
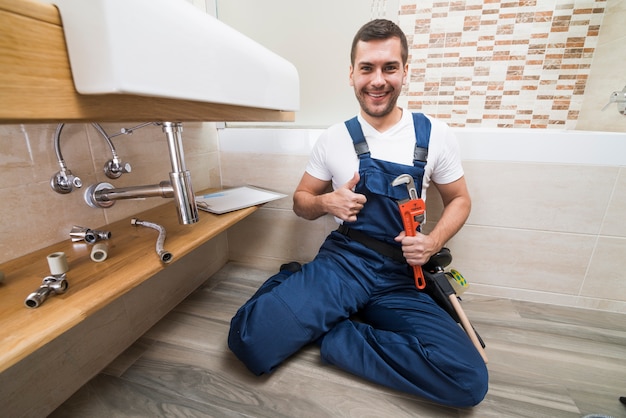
396, 0, 606, 128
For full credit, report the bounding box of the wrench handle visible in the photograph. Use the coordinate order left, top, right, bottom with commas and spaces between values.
412, 265, 425, 290
398, 199, 426, 289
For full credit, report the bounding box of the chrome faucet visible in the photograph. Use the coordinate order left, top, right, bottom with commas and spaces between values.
84, 122, 199, 225
602, 85, 626, 115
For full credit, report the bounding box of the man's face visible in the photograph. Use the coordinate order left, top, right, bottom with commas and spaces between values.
349, 37, 408, 119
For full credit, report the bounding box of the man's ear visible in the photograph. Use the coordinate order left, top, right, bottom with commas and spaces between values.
403, 63, 409, 85
349, 65, 354, 86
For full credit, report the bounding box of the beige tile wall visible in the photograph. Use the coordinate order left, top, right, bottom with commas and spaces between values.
397, 0, 608, 129
0, 122, 220, 265
452, 161, 626, 312
223, 151, 626, 313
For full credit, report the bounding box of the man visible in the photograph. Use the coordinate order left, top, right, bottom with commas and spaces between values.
228, 19, 488, 408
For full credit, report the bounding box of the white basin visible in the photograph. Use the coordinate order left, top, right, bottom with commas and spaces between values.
42, 0, 299, 111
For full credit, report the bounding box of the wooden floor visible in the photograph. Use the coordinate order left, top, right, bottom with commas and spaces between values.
51, 262, 626, 418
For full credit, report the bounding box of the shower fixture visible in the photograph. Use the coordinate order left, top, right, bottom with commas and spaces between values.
50, 123, 132, 193
84, 122, 199, 226
601, 85, 626, 115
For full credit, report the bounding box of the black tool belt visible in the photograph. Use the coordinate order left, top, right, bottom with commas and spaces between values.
337, 225, 405, 263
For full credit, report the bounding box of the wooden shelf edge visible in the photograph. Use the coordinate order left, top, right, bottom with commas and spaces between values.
0, 195, 258, 372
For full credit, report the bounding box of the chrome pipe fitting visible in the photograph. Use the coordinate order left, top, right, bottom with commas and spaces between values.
162, 122, 199, 225
84, 181, 174, 209
131, 218, 173, 263
92, 122, 133, 180
169, 170, 198, 225
24, 252, 70, 309
69, 225, 111, 244
50, 124, 83, 194
82, 122, 199, 226
24, 275, 69, 308
50, 169, 83, 194
103, 158, 132, 179
51, 123, 132, 194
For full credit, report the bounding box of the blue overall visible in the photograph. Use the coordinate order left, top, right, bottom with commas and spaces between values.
228, 114, 488, 407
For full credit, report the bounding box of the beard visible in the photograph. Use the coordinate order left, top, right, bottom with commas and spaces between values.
354, 87, 401, 119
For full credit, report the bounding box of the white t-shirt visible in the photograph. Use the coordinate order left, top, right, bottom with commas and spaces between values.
305, 109, 464, 205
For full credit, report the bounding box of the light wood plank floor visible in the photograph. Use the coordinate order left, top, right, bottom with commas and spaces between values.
51, 262, 626, 418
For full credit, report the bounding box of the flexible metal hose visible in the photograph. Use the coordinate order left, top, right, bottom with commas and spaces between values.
131, 218, 173, 263
53, 123, 67, 168
91, 122, 120, 160
53, 123, 118, 167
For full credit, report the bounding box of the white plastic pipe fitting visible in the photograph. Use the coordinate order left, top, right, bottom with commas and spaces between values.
47, 252, 69, 276
90, 243, 109, 262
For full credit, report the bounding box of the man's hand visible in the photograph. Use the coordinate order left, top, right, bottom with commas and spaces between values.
293, 172, 367, 221
393, 176, 472, 266
394, 231, 438, 266
325, 172, 367, 222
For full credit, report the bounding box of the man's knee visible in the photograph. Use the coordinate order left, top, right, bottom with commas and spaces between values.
228, 308, 272, 375
228, 291, 312, 376
447, 363, 489, 407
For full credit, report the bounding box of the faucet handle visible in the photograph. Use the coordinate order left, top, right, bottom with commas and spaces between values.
104, 158, 132, 179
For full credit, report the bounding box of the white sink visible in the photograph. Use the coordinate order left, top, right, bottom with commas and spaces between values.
42, 0, 299, 111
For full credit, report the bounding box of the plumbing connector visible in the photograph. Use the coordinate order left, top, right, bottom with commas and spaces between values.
131, 218, 173, 263
50, 168, 82, 194
24, 252, 70, 308
51, 123, 133, 194
69, 225, 111, 244
24, 274, 69, 308
50, 123, 82, 194
104, 157, 132, 179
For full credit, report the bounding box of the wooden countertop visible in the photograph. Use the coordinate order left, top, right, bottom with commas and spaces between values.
0, 193, 256, 373
0, 0, 295, 123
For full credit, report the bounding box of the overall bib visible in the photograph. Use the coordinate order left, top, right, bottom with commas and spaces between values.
228, 114, 488, 407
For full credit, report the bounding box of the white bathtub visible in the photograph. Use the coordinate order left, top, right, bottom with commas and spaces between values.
454, 128, 626, 166
219, 127, 626, 167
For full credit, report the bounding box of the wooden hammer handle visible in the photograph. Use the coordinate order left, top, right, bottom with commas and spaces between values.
448, 294, 489, 364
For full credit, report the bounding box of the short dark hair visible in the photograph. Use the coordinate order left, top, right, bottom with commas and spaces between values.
350, 19, 408, 66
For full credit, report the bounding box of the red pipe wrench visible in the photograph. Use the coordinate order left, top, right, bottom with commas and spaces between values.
391, 174, 426, 289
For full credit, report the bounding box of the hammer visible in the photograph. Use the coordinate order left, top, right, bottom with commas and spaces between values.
424, 250, 489, 364
391, 174, 426, 289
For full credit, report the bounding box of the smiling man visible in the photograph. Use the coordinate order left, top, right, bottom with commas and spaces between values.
228, 19, 488, 408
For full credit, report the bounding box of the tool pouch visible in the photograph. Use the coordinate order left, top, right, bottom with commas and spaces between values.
424, 269, 461, 322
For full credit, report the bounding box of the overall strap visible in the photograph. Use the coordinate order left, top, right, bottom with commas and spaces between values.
344, 116, 370, 159
412, 112, 431, 165
344, 113, 432, 165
